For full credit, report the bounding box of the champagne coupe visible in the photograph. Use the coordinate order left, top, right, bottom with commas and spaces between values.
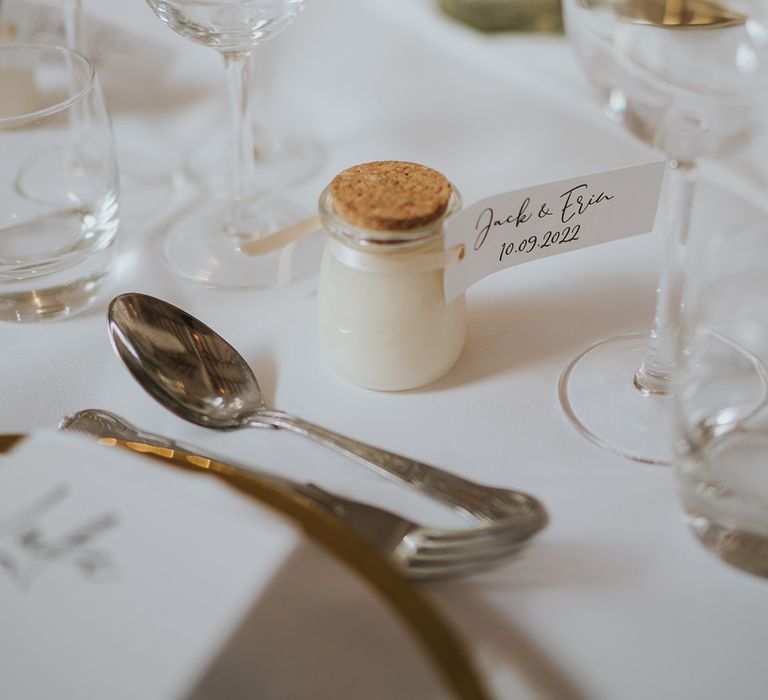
146, 0, 317, 288
560, 0, 768, 465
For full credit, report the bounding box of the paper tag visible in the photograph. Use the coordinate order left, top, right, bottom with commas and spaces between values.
444, 162, 666, 301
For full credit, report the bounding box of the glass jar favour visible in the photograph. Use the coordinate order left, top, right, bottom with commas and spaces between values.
318, 161, 466, 391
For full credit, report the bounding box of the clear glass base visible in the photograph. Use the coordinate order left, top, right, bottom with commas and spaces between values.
0, 242, 114, 322
160, 195, 323, 288
559, 333, 675, 466
679, 432, 768, 579
685, 514, 768, 578
186, 125, 324, 197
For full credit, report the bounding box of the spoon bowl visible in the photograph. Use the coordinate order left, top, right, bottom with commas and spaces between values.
109, 294, 265, 429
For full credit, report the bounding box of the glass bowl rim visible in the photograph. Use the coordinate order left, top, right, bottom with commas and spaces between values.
0, 43, 96, 127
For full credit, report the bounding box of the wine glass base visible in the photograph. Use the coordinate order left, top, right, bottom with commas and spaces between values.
559, 333, 674, 466
160, 195, 323, 289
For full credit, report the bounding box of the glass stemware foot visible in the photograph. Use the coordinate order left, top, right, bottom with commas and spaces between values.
559, 333, 675, 465
161, 193, 323, 288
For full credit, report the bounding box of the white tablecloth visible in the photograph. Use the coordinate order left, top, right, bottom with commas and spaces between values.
2, 1, 767, 698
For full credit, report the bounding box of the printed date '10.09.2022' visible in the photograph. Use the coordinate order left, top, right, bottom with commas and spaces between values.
443, 161, 666, 301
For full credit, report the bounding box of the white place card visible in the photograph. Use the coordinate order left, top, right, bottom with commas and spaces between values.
444, 162, 666, 301
0, 432, 299, 700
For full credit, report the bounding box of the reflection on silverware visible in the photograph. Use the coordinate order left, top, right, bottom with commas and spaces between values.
107, 293, 547, 534
60, 409, 538, 581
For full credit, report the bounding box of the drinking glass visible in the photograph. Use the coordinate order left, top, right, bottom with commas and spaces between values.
560, 0, 768, 465
145, 0, 320, 288
0, 44, 120, 322
6, 0, 179, 227
13, 1, 89, 207
674, 221, 768, 578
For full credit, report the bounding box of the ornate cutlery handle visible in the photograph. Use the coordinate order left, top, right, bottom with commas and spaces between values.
62, 409, 546, 533
59, 409, 333, 506
255, 410, 547, 528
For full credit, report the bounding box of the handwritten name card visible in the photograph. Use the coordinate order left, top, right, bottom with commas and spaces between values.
444, 162, 666, 301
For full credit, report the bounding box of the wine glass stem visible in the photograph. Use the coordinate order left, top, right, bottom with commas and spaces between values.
251, 43, 272, 159
223, 51, 257, 235
634, 158, 696, 395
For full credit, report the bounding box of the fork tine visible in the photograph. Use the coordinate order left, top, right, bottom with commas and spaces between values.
407, 537, 527, 564
420, 528, 535, 548
410, 542, 527, 566
422, 517, 544, 542
393, 527, 529, 578
400, 544, 528, 580
401, 525, 536, 556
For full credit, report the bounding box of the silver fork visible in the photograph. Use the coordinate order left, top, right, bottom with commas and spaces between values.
59, 409, 543, 581
303, 484, 532, 580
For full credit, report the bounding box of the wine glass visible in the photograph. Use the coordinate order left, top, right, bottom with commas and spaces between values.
674, 220, 768, 577
560, 0, 768, 465
145, 0, 320, 288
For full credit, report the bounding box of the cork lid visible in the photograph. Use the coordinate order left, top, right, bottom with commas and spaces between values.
330, 161, 452, 232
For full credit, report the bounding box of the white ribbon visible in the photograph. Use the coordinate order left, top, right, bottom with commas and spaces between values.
239, 216, 321, 257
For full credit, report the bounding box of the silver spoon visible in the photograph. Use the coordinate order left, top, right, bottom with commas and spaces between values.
107, 293, 547, 529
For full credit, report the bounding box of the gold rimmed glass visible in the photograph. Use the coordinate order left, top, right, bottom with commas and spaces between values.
560, 0, 768, 465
